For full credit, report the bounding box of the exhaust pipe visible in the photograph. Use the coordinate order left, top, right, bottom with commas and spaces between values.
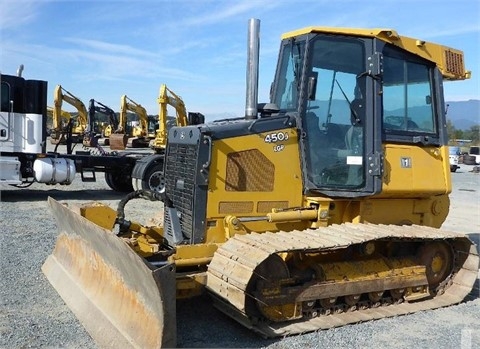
245, 18, 260, 120
17, 64, 24, 77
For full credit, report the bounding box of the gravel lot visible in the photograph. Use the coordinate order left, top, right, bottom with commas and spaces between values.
0, 154, 479, 348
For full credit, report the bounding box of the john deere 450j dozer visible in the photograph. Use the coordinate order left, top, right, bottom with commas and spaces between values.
43, 19, 478, 348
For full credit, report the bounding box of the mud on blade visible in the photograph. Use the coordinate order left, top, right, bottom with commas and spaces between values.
42, 197, 176, 348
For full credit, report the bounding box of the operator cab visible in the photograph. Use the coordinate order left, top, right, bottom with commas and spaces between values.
270, 28, 448, 198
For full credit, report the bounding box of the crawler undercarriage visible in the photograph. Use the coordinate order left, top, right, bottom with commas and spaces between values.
207, 224, 479, 337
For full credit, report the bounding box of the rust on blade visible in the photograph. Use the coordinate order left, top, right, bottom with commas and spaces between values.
43, 197, 176, 348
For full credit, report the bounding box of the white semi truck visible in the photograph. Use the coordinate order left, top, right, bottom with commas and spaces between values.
0, 70, 147, 190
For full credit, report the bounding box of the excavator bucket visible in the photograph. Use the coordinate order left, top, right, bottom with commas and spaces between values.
42, 197, 177, 348
109, 134, 128, 150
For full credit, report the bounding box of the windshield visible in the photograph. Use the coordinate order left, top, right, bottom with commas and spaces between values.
285, 35, 367, 190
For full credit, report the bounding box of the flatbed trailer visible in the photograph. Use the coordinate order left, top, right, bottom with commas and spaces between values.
0, 72, 162, 192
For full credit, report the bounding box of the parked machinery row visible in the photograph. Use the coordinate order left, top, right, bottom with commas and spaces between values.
1, 72, 203, 191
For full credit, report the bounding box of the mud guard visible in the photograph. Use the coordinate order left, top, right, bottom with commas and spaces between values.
42, 197, 176, 348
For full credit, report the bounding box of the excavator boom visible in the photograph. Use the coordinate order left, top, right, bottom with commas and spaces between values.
151, 84, 189, 151
110, 94, 150, 149
84, 99, 117, 147
51, 85, 88, 144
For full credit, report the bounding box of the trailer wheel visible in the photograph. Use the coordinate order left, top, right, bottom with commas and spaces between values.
105, 171, 134, 192
132, 155, 165, 193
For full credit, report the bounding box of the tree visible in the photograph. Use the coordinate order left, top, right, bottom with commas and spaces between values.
446, 119, 456, 140
464, 125, 480, 143
446, 119, 465, 142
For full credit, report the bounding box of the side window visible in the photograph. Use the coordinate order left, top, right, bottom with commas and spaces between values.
1, 82, 10, 112
274, 41, 305, 111
382, 47, 436, 134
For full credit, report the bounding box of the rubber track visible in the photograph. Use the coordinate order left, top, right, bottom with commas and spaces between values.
206, 223, 479, 337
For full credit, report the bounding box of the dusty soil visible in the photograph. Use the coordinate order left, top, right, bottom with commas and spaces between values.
0, 152, 478, 348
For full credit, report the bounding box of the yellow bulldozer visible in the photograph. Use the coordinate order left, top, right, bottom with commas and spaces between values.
43, 19, 478, 348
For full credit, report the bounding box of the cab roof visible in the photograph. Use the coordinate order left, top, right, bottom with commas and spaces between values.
281, 27, 470, 81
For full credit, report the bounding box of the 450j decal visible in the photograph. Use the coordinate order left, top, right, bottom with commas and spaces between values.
264, 131, 289, 152
264, 131, 289, 143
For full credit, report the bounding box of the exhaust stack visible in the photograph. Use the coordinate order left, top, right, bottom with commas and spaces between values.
17, 64, 24, 77
245, 18, 260, 120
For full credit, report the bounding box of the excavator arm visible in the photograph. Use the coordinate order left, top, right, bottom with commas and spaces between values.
84, 99, 118, 147
110, 95, 149, 149
97, 100, 118, 130
47, 106, 71, 129
52, 85, 88, 143
152, 84, 189, 150
119, 95, 149, 136
53, 85, 88, 129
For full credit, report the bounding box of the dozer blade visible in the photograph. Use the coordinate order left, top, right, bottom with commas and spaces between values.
109, 134, 128, 150
42, 197, 176, 348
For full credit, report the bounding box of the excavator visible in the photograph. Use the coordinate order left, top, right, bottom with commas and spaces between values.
50, 85, 88, 144
131, 83, 204, 192
43, 20, 479, 348
150, 83, 196, 150
83, 99, 118, 147
110, 94, 150, 150
46, 106, 71, 136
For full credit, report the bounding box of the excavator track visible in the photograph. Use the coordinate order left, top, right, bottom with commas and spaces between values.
206, 223, 478, 338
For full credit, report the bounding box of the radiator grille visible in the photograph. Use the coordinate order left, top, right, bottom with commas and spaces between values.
164, 143, 197, 240
225, 149, 274, 191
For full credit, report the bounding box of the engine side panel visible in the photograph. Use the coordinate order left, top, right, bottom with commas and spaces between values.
204, 126, 304, 243
380, 144, 451, 197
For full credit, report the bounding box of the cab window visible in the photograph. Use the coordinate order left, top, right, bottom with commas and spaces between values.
382, 46, 436, 134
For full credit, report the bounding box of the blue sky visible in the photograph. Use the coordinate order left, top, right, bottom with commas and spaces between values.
1, 0, 479, 121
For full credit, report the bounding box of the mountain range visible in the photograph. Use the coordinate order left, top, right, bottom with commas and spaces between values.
446, 99, 479, 130
205, 100, 479, 129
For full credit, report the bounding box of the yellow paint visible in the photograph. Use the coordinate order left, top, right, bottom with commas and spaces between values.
204, 127, 304, 243
281, 27, 469, 80
380, 144, 451, 197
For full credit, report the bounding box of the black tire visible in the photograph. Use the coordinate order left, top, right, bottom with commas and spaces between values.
140, 162, 165, 193
132, 155, 165, 193
105, 171, 134, 192
463, 155, 477, 165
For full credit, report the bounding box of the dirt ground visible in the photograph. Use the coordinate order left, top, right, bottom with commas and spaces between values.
0, 153, 478, 348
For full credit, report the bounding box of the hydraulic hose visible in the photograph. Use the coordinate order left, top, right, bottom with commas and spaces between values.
115, 188, 173, 233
